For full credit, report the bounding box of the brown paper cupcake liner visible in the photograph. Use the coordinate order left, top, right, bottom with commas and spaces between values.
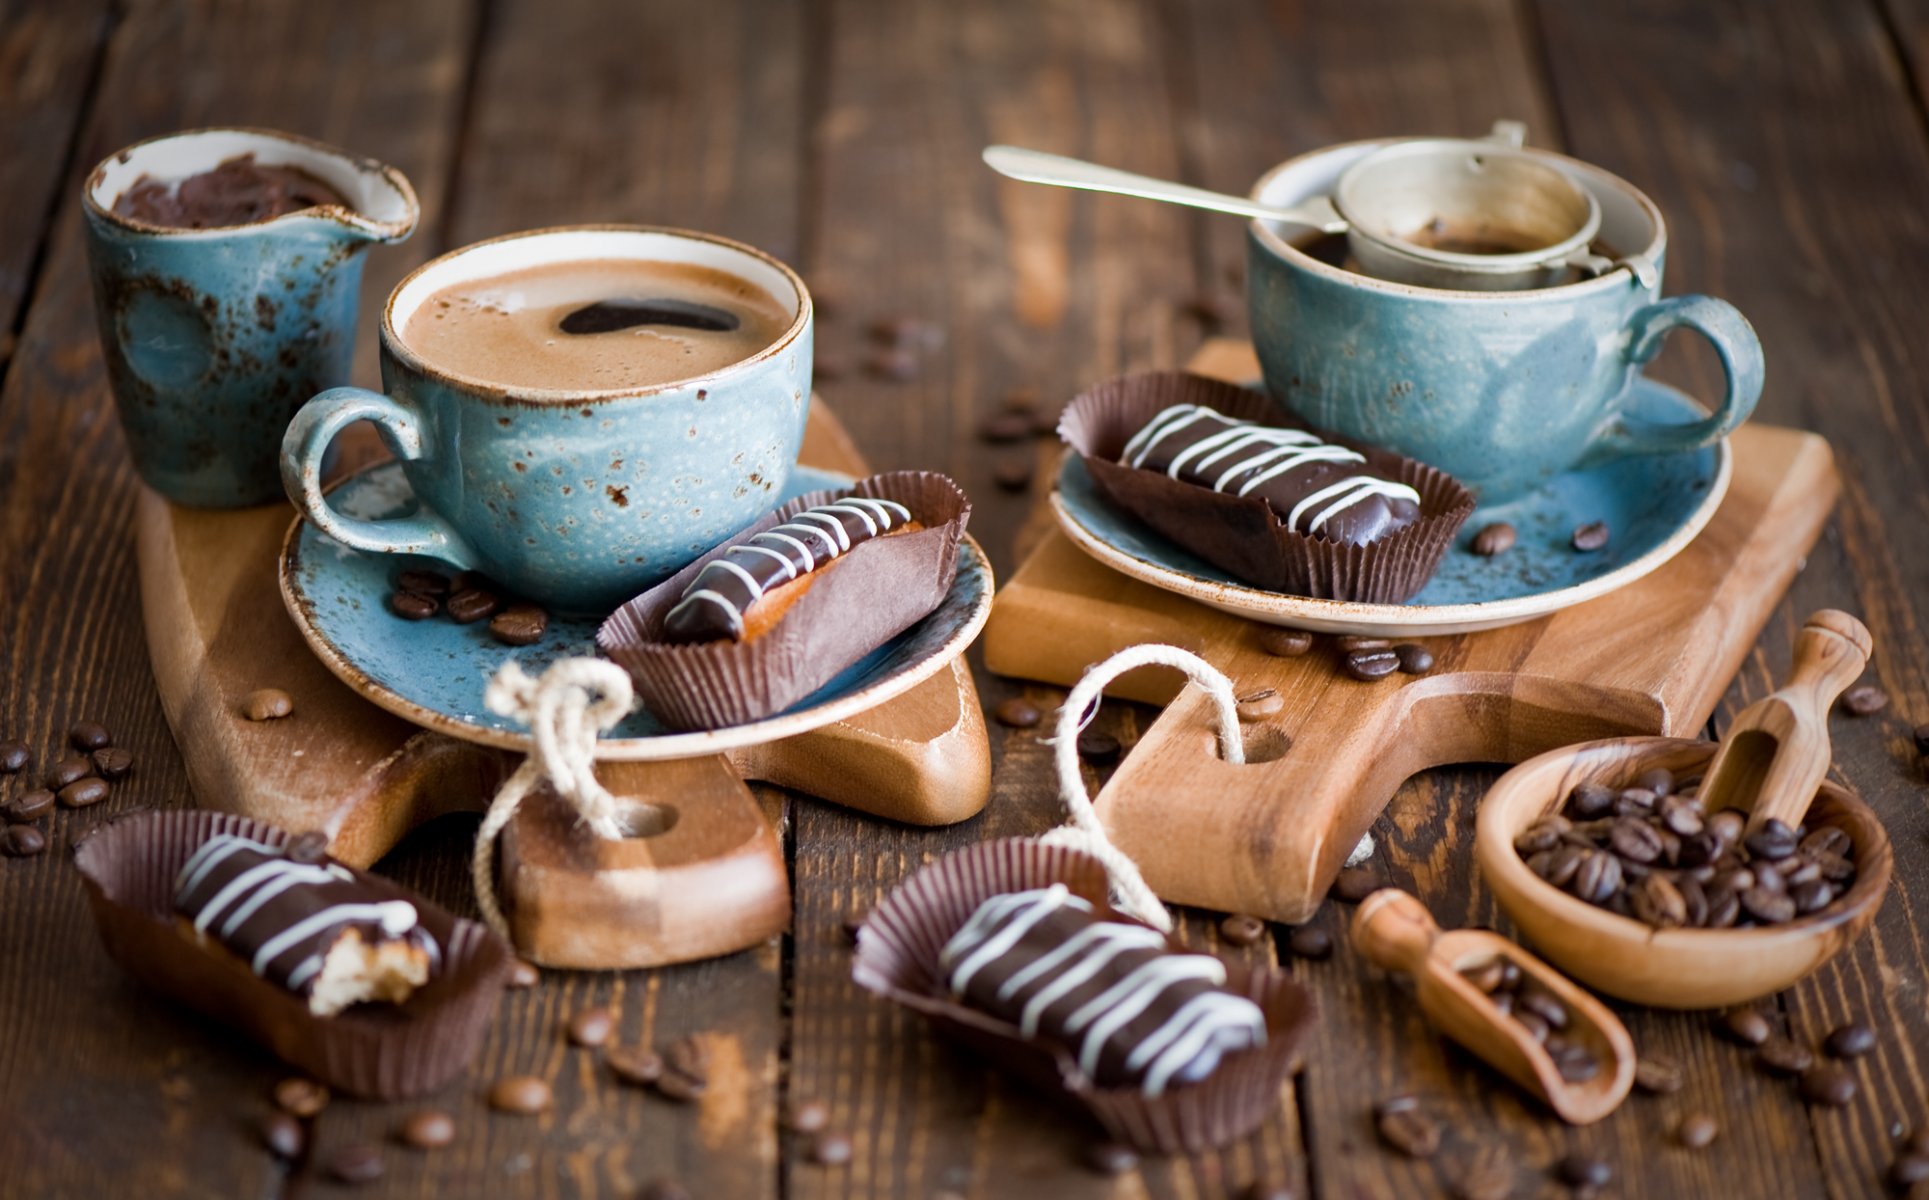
852, 838, 1316, 1154
598, 470, 970, 731
73, 809, 512, 1099
1059, 371, 1476, 603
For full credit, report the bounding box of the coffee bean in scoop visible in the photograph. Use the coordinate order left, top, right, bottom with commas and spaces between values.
1840, 684, 1887, 716
1470, 522, 1516, 556
69, 721, 111, 752
992, 697, 1042, 729
490, 603, 549, 646
1259, 628, 1313, 657
1571, 521, 1610, 552
1076, 731, 1121, 764
1219, 913, 1266, 946
1394, 644, 1434, 674
1343, 647, 1401, 681
0, 740, 26, 774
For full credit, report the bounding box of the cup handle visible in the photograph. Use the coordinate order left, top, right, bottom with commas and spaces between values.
280, 386, 478, 568
1587, 294, 1764, 462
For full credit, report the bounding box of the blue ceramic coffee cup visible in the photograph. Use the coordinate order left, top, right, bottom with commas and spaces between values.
84, 128, 420, 508
281, 226, 814, 613
1246, 140, 1762, 502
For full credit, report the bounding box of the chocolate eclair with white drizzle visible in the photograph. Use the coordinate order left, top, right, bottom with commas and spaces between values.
939, 884, 1267, 1096
1120, 404, 1422, 547
174, 833, 441, 1017
661, 496, 921, 643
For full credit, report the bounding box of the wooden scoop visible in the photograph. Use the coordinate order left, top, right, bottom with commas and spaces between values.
1700, 609, 1871, 831
1350, 889, 1635, 1125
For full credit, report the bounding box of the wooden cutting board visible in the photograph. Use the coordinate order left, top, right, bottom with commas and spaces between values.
137, 400, 991, 969
983, 340, 1837, 924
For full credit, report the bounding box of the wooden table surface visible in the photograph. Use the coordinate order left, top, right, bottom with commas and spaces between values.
2, 1, 1925, 1197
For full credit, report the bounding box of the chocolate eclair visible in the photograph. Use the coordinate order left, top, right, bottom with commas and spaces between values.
940, 885, 1267, 1096
661, 497, 922, 643
1121, 404, 1421, 547
174, 834, 441, 1017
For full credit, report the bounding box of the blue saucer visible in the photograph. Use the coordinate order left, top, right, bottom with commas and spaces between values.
281, 463, 994, 759
1051, 377, 1730, 636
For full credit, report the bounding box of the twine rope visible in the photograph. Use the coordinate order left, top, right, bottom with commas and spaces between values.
1042, 643, 1374, 933
471, 657, 637, 941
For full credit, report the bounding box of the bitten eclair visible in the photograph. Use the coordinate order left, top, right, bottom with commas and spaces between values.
174, 834, 441, 1017
1120, 404, 1422, 547
660, 497, 922, 643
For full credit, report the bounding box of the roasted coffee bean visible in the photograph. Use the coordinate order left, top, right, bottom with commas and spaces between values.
1515, 816, 1570, 855
654, 1069, 705, 1103
1076, 731, 1121, 764
445, 588, 502, 624
1449, 1146, 1514, 1200
1343, 648, 1401, 681
1744, 818, 1799, 861
1823, 1023, 1876, 1059
488, 1075, 552, 1114
1635, 1055, 1684, 1094
1782, 859, 1821, 887
1791, 879, 1834, 914
991, 457, 1034, 492
1535, 845, 1586, 889
1741, 885, 1796, 924
1288, 925, 1333, 960
4, 789, 54, 823
1331, 865, 1383, 903
1678, 831, 1722, 869
259, 1111, 304, 1159
566, 1006, 614, 1048
1082, 1139, 1138, 1175
1705, 886, 1742, 929
1570, 521, 1610, 552
1840, 684, 1888, 716
977, 411, 1033, 444
1723, 1008, 1773, 1048
1570, 849, 1622, 904
1471, 522, 1517, 557
1236, 687, 1284, 722
1616, 785, 1658, 813
396, 569, 450, 596
1678, 1112, 1719, 1149
506, 958, 540, 988
992, 697, 1042, 729
91, 747, 133, 780
666, 1035, 708, 1083
328, 1144, 385, 1185
1515, 1011, 1550, 1044
1565, 782, 1615, 819
390, 590, 440, 620
1635, 766, 1675, 796
490, 603, 549, 646
1800, 826, 1852, 859
58, 778, 109, 808
1679, 877, 1710, 927
1374, 1100, 1441, 1159
1757, 1037, 1815, 1076
398, 1109, 455, 1149
812, 1130, 856, 1167
1553, 1042, 1600, 1082
1630, 873, 1688, 928
274, 1077, 329, 1118
1799, 1063, 1858, 1107
1517, 984, 1569, 1031
1609, 817, 1664, 864
1259, 628, 1314, 657
865, 348, 921, 381
787, 1098, 832, 1134
1219, 913, 1267, 947
3, 825, 46, 857
638, 1180, 693, 1200
242, 688, 293, 721
1557, 1154, 1611, 1187
69, 721, 111, 751
1394, 644, 1434, 675
46, 756, 93, 790
0, 740, 28, 774
1660, 796, 1704, 837
608, 1045, 665, 1087
1914, 723, 1929, 757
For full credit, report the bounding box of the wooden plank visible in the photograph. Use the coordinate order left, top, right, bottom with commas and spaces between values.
1536, 0, 1929, 1194
785, 3, 1309, 1197
290, 1, 810, 1196
0, 2, 475, 1197
1878, 0, 1929, 121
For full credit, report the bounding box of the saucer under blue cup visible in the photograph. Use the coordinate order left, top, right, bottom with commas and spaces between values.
281, 463, 994, 759
1051, 377, 1730, 637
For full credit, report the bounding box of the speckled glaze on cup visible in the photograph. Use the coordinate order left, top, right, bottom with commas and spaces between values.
83, 128, 419, 507
1247, 141, 1762, 502
281, 226, 813, 613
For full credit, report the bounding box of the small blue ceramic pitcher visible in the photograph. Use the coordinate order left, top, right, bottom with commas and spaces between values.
84, 128, 419, 507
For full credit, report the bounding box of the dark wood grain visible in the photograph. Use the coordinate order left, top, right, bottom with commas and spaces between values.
0, 2, 475, 1197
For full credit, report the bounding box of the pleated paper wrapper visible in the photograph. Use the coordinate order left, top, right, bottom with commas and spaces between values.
851, 838, 1316, 1154
598, 470, 969, 731
73, 809, 512, 1099
1059, 370, 1475, 603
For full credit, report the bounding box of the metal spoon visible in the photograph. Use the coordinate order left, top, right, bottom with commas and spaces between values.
980, 145, 1346, 233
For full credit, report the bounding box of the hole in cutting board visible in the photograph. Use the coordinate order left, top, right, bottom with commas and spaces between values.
1235, 726, 1292, 764
614, 801, 679, 838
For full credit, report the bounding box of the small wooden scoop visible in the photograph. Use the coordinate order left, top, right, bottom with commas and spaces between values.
1700, 609, 1872, 831
1351, 889, 1635, 1124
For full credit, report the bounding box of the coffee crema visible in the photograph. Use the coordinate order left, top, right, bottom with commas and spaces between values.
401, 259, 791, 391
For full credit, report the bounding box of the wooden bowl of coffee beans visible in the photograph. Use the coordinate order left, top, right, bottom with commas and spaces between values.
1475, 736, 1891, 1008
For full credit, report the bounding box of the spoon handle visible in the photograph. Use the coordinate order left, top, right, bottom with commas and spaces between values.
980, 145, 1346, 233
1740, 609, 1872, 830
1351, 888, 1441, 975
